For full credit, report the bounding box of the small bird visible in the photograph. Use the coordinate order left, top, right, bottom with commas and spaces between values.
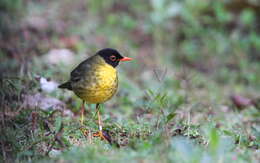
58, 48, 132, 138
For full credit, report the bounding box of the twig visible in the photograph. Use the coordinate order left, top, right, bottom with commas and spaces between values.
31, 111, 38, 131
23, 137, 50, 151
0, 106, 6, 161
153, 67, 167, 82
45, 141, 55, 156
46, 123, 65, 156
1, 139, 6, 161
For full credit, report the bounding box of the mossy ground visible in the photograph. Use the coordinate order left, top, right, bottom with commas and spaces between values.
1, 0, 260, 162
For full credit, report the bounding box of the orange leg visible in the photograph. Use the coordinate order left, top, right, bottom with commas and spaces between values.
94, 104, 106, 139
80, 101, 85, 125
79, 101, 93, 143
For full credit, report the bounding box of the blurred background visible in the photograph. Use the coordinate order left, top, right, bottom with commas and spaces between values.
1, 0, 260, 162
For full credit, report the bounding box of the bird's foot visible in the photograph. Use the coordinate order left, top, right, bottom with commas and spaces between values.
80, 127, 93, 143
80, 118, 84, 125
93, 130, 120, 147
80, 127, 89, 137
93, 130, 106, 140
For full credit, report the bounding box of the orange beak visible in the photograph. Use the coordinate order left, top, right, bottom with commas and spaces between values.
120, 57, 133, 61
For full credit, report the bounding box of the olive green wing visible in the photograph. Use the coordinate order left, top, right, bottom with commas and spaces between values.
70, 56, 96, 83
71, 61, 87, 82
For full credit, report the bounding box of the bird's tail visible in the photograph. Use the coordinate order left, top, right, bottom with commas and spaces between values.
58, 81, 72, 90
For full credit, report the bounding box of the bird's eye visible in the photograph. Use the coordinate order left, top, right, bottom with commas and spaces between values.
109, 55, 116, 61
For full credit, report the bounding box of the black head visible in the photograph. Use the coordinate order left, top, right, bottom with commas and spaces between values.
97, 48, 124, 67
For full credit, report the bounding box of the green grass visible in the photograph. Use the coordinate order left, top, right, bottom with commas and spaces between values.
1, 0, 260, 162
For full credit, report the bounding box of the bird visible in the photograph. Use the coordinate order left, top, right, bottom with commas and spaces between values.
58, 48, 132, 139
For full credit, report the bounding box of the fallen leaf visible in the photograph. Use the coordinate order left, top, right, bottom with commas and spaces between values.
39, 77, 59, 93
24, 15, 49, 31
43, 49, 75, 65
230, 95, 254, 109
59, 36, 80, 50
23, 93, 72, 116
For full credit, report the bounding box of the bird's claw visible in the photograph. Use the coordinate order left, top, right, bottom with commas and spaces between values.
93, 130, 106, 140
80, 127, 89, 136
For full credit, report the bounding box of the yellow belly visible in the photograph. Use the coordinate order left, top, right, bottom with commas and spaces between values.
74, 63, 118, 104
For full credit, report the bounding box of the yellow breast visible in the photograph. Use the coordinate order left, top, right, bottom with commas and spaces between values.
74, 62, 118, 104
